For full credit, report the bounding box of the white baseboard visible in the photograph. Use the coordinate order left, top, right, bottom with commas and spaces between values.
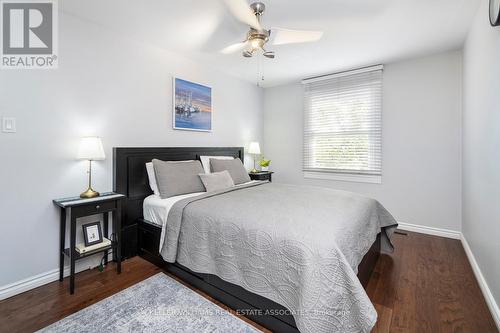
460, 234, 500, 330
0, 265, 91, 301
0, 254, 109, 301
397, 222, 461, 239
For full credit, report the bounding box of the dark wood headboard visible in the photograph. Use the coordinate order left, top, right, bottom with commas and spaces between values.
113, 147, 244, 229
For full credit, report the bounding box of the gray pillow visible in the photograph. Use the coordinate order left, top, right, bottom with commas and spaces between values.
199, 170, 235, 192
152, 159, 205, 198
210, 158, 251, 185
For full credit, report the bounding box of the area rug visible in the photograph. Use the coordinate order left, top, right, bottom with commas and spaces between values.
38, 273, 260, 333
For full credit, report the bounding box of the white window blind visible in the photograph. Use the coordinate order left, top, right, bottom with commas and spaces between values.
303, 65, 383, 178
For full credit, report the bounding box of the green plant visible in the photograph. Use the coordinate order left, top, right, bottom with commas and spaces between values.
259, 158, 271, 167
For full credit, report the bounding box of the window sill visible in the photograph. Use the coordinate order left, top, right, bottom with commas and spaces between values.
303, 171, 382, 184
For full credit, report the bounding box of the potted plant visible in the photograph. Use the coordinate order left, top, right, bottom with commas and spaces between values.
259, 157, 271, 172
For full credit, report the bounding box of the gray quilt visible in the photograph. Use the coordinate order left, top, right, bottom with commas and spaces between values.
160, 182, 398, 333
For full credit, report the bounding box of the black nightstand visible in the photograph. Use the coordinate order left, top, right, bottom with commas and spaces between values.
53, 192, 125, 294
249, 171, 274, 182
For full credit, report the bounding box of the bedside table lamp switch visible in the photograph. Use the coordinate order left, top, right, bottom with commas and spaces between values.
77, 137, 105, 198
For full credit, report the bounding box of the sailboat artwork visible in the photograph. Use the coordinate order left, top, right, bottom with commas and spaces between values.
173, 77, 212, 132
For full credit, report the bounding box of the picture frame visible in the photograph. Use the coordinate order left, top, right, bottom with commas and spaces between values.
82, 221, 103, 247
173, 77, 212, 132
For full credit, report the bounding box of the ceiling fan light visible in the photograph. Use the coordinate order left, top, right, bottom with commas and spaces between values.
249, 37, 266, 50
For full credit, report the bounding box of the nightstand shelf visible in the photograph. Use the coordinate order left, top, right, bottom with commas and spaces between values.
62, 242, 116, 260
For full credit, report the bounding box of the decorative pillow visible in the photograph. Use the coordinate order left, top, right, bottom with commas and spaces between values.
152, 159, 206, 198
199, 170, 235, 192
210, 158, 251, 185
145, 162, 160, 196
200, 155, 234, 174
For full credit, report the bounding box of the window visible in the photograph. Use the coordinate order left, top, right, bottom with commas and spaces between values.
302, 65, 383, 183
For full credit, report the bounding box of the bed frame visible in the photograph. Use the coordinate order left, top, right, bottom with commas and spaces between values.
113, 147, 381, 333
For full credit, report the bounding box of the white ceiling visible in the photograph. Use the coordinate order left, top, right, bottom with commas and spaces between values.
62, 0, 480, 87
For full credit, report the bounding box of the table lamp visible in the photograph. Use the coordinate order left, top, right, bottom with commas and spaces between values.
248, 141, 261, 173
77, 137, 105, 198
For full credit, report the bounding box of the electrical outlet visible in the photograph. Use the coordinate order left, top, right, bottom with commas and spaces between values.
2, 117, 16, 133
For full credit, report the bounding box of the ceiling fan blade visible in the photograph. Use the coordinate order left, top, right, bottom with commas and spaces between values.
221, 0, 262, 31
263, 51, 275, 59
271, 28, 323, 45
220, 41, 248, 54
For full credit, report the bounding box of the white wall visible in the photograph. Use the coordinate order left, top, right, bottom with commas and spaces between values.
263, 51, 462, 231
462, 0, 500, 309
0, 13, 263, 288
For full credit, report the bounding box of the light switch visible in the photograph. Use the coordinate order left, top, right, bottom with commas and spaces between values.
2, 117, 16, 133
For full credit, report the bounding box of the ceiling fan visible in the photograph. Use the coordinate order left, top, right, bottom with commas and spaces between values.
221, 0, 324, 59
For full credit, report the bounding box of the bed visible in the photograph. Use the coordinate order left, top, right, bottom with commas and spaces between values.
113, 147, 397, 333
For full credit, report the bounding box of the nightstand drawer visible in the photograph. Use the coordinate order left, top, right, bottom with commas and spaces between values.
72, 200, 116, 217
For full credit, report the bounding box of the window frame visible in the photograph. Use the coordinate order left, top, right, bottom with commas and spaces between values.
302, 65, 383, 184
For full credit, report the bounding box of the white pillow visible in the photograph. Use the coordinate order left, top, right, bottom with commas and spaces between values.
200, 155, 234, 174
146, 162, 160, 196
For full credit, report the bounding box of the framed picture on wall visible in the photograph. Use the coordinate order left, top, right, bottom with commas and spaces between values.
82, 221, 103, 246
173, 77, 212, 132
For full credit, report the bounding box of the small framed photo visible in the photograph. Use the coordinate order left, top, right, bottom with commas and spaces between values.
82, 222, 103, 246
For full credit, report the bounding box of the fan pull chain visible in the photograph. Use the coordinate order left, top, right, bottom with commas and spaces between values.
257, 53, 265, 87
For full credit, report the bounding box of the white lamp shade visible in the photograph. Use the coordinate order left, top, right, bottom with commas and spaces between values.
248, 142, 261, 155
77, 137, 105, 160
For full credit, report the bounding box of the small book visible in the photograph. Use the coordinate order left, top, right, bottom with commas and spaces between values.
75, 237, 112, 254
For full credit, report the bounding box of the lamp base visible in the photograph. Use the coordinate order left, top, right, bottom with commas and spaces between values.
80, 188, 100, 199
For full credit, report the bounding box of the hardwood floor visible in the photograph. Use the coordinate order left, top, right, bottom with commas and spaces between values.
0, 256, 269, 333
368, 231, 497, 333
0, 257, 160, 333
0, 231, 497, 333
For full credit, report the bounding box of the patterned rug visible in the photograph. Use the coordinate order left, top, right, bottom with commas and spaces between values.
38, 273, 260, 333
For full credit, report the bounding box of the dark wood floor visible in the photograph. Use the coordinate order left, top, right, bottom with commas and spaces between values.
0, 231, 497, 333
368, 231, 497, 333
